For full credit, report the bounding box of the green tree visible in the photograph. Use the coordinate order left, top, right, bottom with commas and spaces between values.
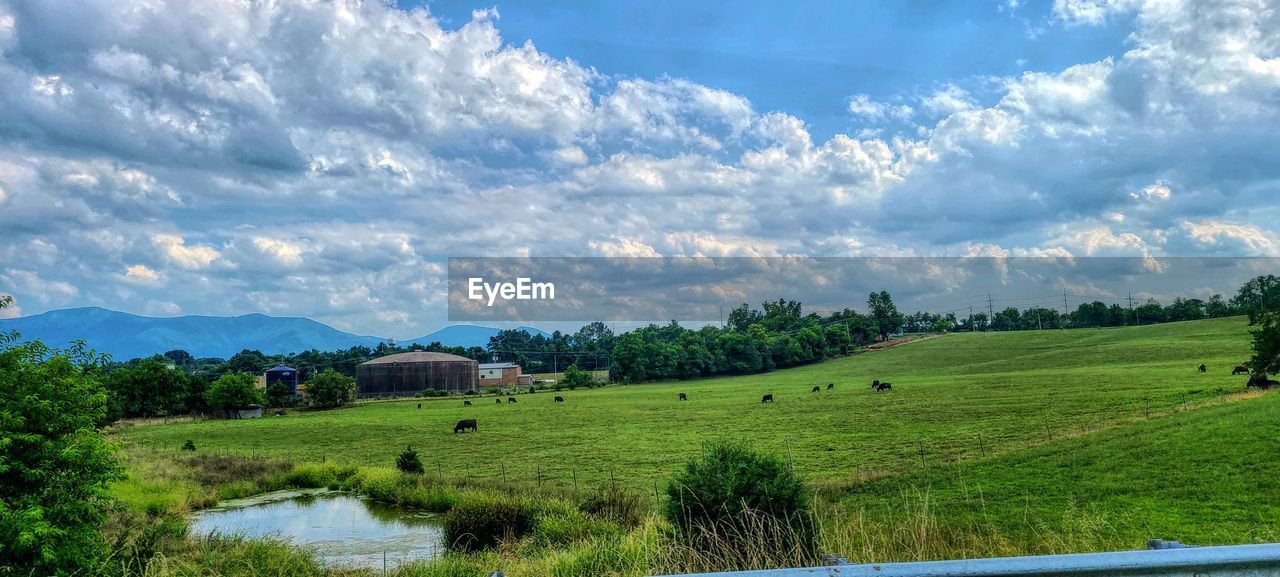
105, 358, 191, 418
1248, 311, 1280, 376
0, 332, 121, 575
204, 372, 263, 410
561, 363, 596, 390
867, 290, 903, 340
305, 368, 356, 409
264, 381, 295, 408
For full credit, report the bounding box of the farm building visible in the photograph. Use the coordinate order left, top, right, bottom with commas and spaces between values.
264, 365, 299, 396
478, 362, 523, 387
356, 352, 478, 397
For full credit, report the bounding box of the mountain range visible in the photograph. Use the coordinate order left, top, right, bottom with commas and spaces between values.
0, 307, 549, 360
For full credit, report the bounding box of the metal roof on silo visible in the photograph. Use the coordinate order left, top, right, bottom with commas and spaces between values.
360, 352, 474, 365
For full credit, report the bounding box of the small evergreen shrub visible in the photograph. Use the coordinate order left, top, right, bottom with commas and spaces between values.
181, 439, 196, 452
396, 446, 425, 475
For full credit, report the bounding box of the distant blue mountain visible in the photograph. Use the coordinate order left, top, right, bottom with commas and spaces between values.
0, 307, 549, 360
405, 324, 551, 349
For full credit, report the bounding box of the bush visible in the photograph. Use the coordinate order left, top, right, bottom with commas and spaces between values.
561, 364, 596, 390
397, 446, 425, 475
0, 338, 122, 575
264, 381, 296, 408
578, 485, 649, 527
442, 495, 536, 551
205, 372, 263, 410
305, 369, 356, 409
663, 441, 816, 557
182, 439, 197, 452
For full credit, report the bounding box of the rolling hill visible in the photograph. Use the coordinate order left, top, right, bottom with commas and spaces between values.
0, 307, 549, 359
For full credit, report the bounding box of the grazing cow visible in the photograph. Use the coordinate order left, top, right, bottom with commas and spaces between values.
464, 400, 472, 407
554, 396, 565, 403
1233, 364, 1249, 375
496, 398, 502, 404
871, 379, 881, 390
811, 385, 821, 393
453, 419, 477, 433
761, 394, 774, 403
1247, 373, 1274, 389
507, 397, 517, 404
827, 383, 834, 390
875, 381, 892, 392
679, 392, 688, 401
417, 403, 421, 409
1198, 364, 1207, 373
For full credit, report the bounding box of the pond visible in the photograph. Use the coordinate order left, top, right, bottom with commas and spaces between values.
189, 489, 445, 570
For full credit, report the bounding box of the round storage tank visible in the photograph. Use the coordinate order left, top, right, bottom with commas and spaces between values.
356, 352, 478, 398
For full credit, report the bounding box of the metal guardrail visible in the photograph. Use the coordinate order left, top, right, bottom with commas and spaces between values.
650, 542, 1280, 577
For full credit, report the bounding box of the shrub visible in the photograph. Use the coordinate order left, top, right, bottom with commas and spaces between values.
397, 446, 425, 475
204, 372, 263, 410
304, 369, 356, 409
182, 439, 196, 452
0, 338, 122, 575
561, 364, 596, 390
663, 441, 816, 558
578, 485, 649, 527
264, 381, 296, 408
442, 495, 536, 551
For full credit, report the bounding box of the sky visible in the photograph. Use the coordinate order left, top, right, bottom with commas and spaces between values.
1, 0, 1279, 337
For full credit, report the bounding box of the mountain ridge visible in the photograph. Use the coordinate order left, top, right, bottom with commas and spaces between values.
0, 306, 549, 360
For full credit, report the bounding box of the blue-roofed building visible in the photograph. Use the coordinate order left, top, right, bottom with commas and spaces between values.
264, 364, 300, 396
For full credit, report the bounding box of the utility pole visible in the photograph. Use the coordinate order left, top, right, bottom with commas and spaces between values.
987, 294, 994, 332
1063, 289, 1069, 321
1128, 292, 1135, 326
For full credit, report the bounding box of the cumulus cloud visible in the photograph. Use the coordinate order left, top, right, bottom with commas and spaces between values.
0, 0, 1277, 336
152, 235, 220, 270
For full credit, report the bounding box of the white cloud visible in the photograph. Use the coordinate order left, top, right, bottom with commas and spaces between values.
123, 264, 161, 284
253, 237, 305, 266
152, 234, 220, 270
0, 0, 1278, 335
1181, 220, 1280, 255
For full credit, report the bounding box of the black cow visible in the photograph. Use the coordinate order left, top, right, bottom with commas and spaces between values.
1198, 363, 1207, 373
495, 398, 502, 404
554, 396, 565, 403
1246, 372, 1275, 389
463, 400, 472, 407
507, 397, 517, 404
871, 379, 881, 390
875, 381, 892, 392
811, 386, 821, 393
761, 394, 774, 403
454, 419, 477, 433
827, 383, 834, 390
679, 392, 688, 401
1233, 364, 1250, 375
416, 403, 422, 409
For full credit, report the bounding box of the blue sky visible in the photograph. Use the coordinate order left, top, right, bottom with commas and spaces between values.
410, 0, 1133, 140
1, 0, 1278, 336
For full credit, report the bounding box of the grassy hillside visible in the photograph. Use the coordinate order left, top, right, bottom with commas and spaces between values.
116, 317, 1256, 491
825, 388, 1280, 558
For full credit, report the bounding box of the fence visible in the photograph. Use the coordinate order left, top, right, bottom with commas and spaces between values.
650, 541, 1280, 577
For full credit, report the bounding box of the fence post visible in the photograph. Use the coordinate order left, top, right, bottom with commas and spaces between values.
917, 442, 926, 468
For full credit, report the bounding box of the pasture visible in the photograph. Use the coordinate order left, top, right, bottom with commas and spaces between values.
116, 317, 1256, 493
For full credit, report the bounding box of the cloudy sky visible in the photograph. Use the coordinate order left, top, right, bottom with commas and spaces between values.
1, 0, 1278, 336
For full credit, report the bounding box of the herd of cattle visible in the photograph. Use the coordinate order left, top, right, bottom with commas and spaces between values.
443, 377, 900, 433
1199, 362, 1275, 389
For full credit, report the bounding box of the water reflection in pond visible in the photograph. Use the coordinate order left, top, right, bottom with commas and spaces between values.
190, 489, 444, 570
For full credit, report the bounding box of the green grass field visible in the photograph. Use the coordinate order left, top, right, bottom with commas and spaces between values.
117, 317, 1257, 494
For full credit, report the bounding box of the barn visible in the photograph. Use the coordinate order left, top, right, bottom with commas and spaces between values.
356, 352, 478, 397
